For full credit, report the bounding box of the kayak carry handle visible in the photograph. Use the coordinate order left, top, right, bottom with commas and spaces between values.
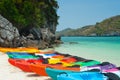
58, 72, 68, 76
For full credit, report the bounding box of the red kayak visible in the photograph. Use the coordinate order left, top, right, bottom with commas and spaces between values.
61, 57, 77, 63
8, 58, 19, 67
8, 58, 43, 72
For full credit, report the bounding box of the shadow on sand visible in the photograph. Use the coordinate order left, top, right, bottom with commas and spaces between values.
27, 73, 52, 80
27, 73, 40, 77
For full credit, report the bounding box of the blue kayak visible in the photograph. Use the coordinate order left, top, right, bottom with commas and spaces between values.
44, 53, 57, 56
45, 68, 76, 80
57, 72, 108, 80
7, 52, 39, 59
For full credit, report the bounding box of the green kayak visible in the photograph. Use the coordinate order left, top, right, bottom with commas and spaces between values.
73, 60, 101, 67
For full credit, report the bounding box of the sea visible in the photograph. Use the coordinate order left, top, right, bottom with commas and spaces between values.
54, 37, 120, 66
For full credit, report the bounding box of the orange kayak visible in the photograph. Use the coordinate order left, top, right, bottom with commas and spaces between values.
49, 64, 80, 71
30, 63, 49, 76
29, 63, 80, 76
52, 55, 65, 59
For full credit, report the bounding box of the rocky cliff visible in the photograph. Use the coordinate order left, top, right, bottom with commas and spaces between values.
0, 15, 61, 49
0, 15, 19, 47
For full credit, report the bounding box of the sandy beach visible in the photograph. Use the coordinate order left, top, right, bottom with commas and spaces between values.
0, 53, 51, 80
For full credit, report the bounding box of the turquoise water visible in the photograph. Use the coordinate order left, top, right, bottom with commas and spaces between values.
55, 37, 120, 66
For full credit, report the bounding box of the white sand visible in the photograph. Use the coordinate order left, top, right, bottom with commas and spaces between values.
0, 53, 51, 80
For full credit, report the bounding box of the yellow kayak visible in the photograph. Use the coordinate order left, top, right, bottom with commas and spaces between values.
48, 58, 61, 64
48, 58, 74, 67
0, 47, 40, 53
0, 47, 56, 54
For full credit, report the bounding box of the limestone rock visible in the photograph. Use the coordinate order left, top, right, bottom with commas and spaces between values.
0, 15, 20, 47
0, 14, 61, 48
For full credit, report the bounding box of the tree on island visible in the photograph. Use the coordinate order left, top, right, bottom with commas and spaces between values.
0, 0, 59, 32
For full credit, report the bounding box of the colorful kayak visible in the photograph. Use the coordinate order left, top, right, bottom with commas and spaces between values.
7, 52, 40, 59
48, 58, 61, 64
103, 67, 120, 80
52, 55, 65, 59
8, 58, 43, 72
72, 56, 89, 62
5, 48, 119, 80
35, 53, 57, 58
29, 63, 49, 76
57, 72, 108, 80
36, 50, 55, 54
16, 59, 43, 72
48, 57, 77, 66
45, 68, 77, 80
73, 60, 101, 67
8, 58, 19, 67
30, 62, 80, 76
61, 57, 77, 63
0, 47, 40, 53
103, 67, 120, 73
80, 62, 116, 72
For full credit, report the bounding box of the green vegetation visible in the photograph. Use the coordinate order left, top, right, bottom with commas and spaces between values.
0, 0, 59, 30
56, 15, 120, 36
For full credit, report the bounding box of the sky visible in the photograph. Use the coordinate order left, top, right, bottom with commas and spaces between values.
56, 0, 120, 31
